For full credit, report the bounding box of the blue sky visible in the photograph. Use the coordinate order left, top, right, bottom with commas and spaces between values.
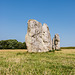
0, 0, 75, 47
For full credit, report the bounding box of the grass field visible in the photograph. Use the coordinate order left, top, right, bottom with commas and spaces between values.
0, 49, 75, 75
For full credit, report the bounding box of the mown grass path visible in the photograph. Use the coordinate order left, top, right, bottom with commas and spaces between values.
0, 49, 75, 75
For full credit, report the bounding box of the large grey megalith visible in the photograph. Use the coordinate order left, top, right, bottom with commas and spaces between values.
25, 19, 52, 52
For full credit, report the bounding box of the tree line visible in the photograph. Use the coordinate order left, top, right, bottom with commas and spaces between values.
0, 39, 27, 49
61, 47, 75, 49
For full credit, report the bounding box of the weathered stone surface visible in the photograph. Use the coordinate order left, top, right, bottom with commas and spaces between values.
42, 23, 52, 51
52, 38, 55, 50
52, 34, 60, 50
25, 19, 52, 52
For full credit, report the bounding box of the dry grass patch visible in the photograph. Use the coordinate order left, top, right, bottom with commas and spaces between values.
0, 49, 75, 75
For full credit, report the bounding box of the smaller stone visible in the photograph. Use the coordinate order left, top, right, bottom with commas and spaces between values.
52, 38, 55, 50
52, 34, 60, 50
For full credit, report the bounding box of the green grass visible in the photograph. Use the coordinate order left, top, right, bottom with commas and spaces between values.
0, 49, 75, 75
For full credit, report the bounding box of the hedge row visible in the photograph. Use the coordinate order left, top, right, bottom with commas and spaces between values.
0, 39, 27, 49
61, 47, 75, 49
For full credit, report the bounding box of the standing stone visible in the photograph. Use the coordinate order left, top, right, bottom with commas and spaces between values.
42, 23, 52, 51
25, 19, 52, 52
52, 38, 55, 50
52, 34, 60, 50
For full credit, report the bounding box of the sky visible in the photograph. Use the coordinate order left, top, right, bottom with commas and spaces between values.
0, 0, 75, 47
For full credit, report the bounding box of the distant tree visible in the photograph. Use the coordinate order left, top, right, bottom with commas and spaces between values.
7, 39, 18, 49
0, 41, 3, 49
23, 42, 27, 49
1, 40, 7, 49
16, 42, 23, 49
